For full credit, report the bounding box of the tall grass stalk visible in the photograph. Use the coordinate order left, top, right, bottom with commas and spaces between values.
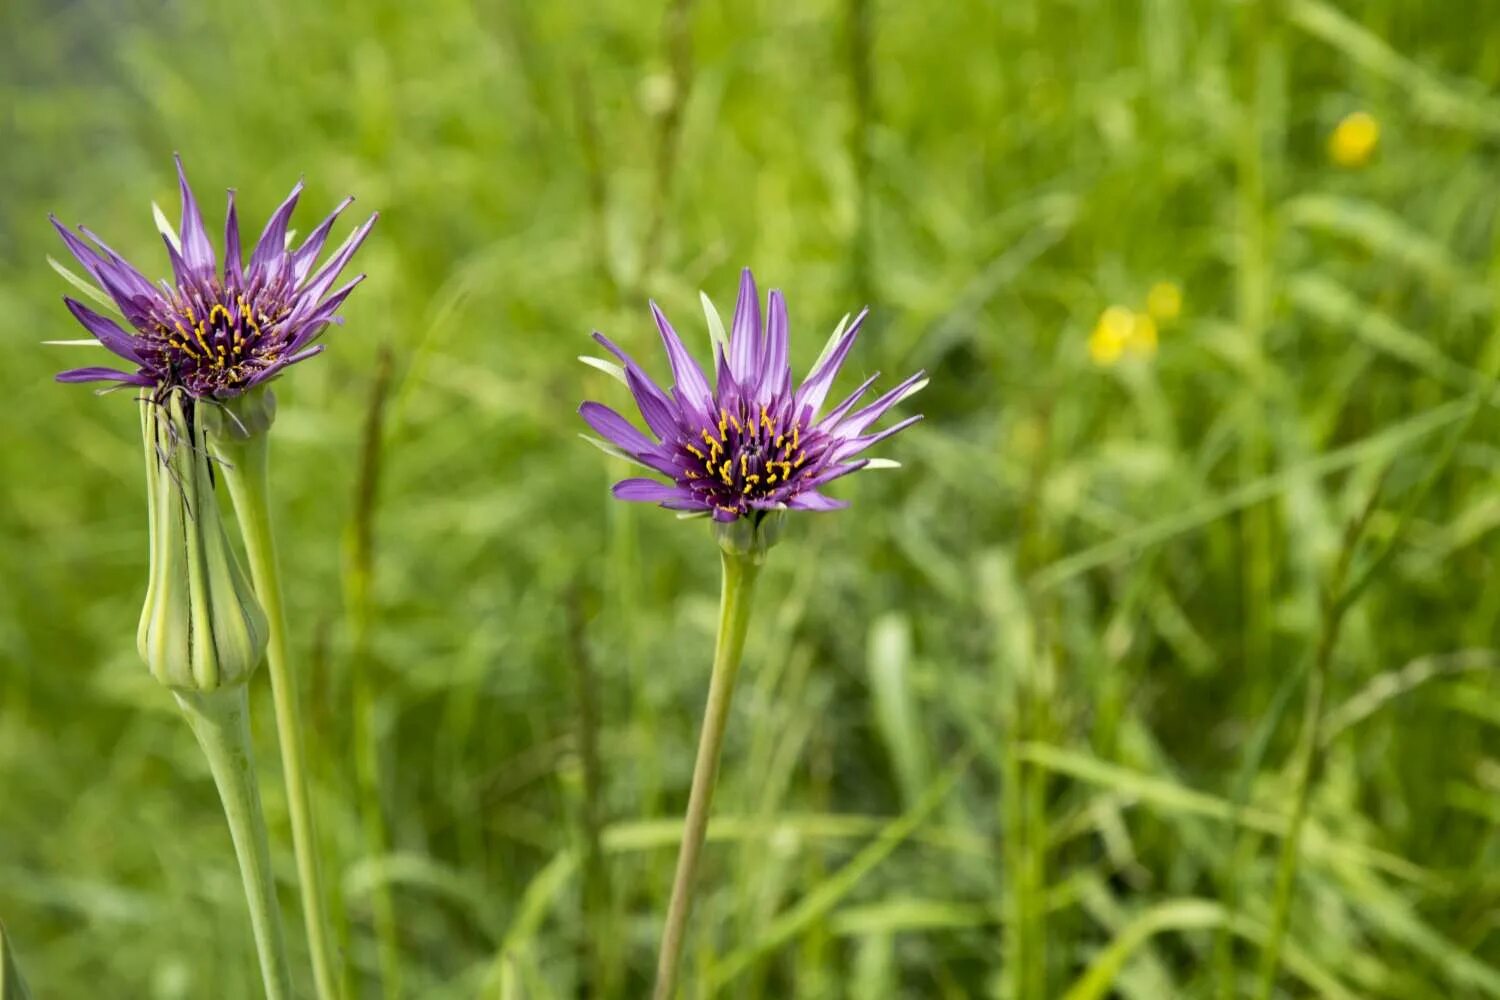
216, 430, 341, 1000
640, 0, 696, 284
653, 548, 762, 1000
345, 348, 401, 999
566, 584, 619, 998
1218, 0, 1280, 990
1252, 613, 1335, 999
988, 548, 1044, 1000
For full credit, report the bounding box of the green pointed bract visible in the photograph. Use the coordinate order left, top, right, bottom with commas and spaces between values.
138, 390, 268, 691
0, 922, 31, 1000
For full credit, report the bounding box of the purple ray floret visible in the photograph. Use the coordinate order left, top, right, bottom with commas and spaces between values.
50, 155, 376, 399
580, 269, 925, 522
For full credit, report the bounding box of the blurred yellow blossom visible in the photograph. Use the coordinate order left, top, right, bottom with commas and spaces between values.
1089, 305, 1133, 366
1329, 111, 1379, 168
1090, 305, 1160, 366
1129, 314, 1158, 356
1146, 281, 1182, 322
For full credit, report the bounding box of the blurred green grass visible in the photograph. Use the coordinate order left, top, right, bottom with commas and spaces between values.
3, 0, 1500, 996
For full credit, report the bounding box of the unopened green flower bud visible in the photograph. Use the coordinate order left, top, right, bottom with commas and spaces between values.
714, 509, 785, 563
138, 391, 267, 691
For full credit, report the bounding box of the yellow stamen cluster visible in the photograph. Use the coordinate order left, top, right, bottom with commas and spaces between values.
162, 293, 277, 378
681, 403, 811, 510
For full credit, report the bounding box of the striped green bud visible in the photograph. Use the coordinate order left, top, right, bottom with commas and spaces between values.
137, 390, 267, 691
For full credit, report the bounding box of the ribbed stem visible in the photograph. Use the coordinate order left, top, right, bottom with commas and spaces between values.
652, 548, 762, 1000
216, 433, 340, 1000
176, 687, 293, 1000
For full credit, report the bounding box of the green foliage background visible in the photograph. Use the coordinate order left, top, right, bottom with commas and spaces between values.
3, 0, 1500, 996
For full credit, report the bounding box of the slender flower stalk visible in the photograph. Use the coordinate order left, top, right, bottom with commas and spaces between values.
177, 688, 292, 1000
653, 547, 760, 1000
211, 397, 341, 1000
579, 269, 924, 995
51, 157, 375, 1000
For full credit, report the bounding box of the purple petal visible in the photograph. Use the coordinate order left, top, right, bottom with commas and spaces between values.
593, 331, 657, 384
786, 491, 849, 512
241, 345, 325, 390
249, 179, 304, 281
297, 212, 377, 302
580, 401, 657, 453
174, 155, 215, 280
650, 301, 713, 419
830, 370, 927, 439
816, 372, 880, 430
55, 365, 152, 386
612, 478, 692, 503
281, 344, 325, 366
795, 308, 868, 420
760, 289, 791, 401
625, 367, 683, 439
243, 362, 289, 389
224, 189, 244, 288
72, 226, 160, 301
49, 218, 115, 287
162, 232, 195, 289
74, 226, 161, 297
802, 458, 869, 489
593, 331, 679, 434
50, 219, 158, 324
713, 343, 738, 401
285, 274, 365, 350
289, 196, 355, 287
580, 402, 680, 475
63, 297, 146, 364
728, 268, 761, 386
833, 413, 924, 460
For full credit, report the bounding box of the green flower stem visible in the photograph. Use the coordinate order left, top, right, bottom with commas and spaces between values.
176, 687, 293, 1000
653, 548, 762, 1000
217, 432, 340, 1000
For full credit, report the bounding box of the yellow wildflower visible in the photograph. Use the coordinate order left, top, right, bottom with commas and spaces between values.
1090, 304, 1162, 366
1329, 111, 1379, 168
1089, 305, 1134, 366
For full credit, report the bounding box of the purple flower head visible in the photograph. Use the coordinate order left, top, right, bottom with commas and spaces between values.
50, 155, 376, 399
580, 269, 926, 525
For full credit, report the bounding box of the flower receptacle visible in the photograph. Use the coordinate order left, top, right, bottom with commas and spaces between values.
713, 509, 785, 563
